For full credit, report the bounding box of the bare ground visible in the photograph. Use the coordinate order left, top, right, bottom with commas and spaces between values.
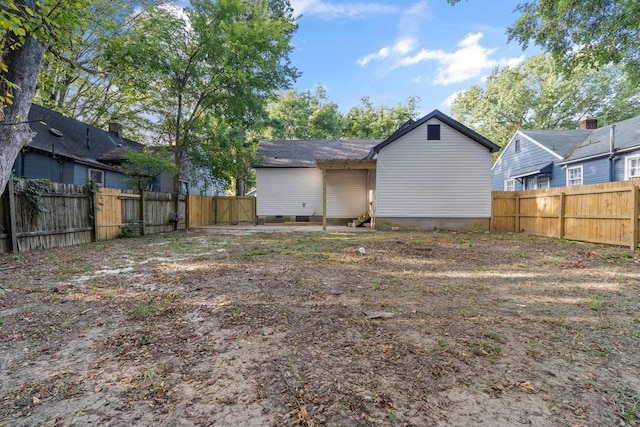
1, 228, 639, 427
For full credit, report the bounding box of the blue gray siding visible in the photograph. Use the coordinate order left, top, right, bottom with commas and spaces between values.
491, 133, 563, 190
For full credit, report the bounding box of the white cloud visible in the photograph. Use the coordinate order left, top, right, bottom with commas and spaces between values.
442, 90, 464, 108
366, 32, 525, 86
399, 1, 431, 38
292, 0, 397, 20
357, 38, 418, 66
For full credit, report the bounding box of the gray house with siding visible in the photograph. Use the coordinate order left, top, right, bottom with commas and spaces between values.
256, 109, 500, 230
13, 104, 218, 195
491, 115, 640, 191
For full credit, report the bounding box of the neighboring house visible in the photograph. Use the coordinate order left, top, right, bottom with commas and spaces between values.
558, 115, 640, 184
13, 104, 217, 195
492, 115, 640, 191
255, 109, 500, 230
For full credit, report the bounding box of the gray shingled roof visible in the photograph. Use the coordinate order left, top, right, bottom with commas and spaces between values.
27, 104, 143, 164
520, 129, 593, 157
560, 115, 640, 163
256, 139, 381, 167
510, 161, 554, 179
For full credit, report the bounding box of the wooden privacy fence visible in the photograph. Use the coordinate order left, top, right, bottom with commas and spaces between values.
0, 180, 255, 253
95, 189, 186, 240
0, 180, 93, 254
187, 195, 256, 227
492, 181, 640, 250
0, 182, 188, 253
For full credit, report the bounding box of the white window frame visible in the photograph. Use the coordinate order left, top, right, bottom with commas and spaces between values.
537, 175, 550, 189
566, 165, 583, 186
524, 175, 550, 191
625, 154, 640, 180
504, 179, 515, 191
88, 168, 104, 186
524, 176, 537, 190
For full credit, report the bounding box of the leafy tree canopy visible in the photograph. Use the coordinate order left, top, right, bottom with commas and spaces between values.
448, 0, 640, 82
450, 54, 640, 149
103, 0, 299, 195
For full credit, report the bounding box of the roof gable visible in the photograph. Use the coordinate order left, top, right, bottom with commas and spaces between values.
370, 109, 500, 156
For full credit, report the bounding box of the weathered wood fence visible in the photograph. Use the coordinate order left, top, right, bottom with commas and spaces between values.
0, 180, 256, 254
492, 181, 640, 250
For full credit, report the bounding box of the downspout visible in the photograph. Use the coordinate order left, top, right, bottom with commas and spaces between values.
608, 125, 616, 182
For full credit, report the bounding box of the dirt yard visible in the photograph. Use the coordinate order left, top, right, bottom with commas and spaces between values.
1, 228, 639, 427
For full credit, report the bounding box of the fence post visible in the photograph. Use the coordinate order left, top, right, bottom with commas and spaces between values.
90, 183, 99, 242
7, 178, 18, 253
253, 196, 257, 226
559, 192, 565, 239
489, 194, 494, 232
514, 194, 520, 233
631, 184, 639, 251
140, 189, 146, 236
185, 194, 191, 229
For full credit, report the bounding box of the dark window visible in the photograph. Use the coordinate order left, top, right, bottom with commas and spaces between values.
427, 124, 441, 140
515, 139, 521, 152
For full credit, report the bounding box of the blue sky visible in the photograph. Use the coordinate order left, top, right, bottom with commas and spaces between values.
170, 0, 537, 116
288, 0, 535, 115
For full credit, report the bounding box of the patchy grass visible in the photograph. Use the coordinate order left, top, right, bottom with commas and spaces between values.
1, 229, 639, 426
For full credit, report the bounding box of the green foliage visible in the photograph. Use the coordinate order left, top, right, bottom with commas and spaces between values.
121, 147, 176, 192
508, 0, 640, 83
266, 85, 342, 139
342, 96, 419, 139
13, 176, 52, 226
103, 0, 299, 195
451, 54, 640, 149
1, 0, 87, 108
264, 88, 419, 140
31, 0, 162, 131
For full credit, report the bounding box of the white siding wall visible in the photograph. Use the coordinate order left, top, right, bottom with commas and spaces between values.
256, 168, 323, 216
376, 118, 492, 218
327, 170, 368, 217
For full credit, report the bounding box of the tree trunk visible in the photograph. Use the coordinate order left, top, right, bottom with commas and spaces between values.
235, 177, 246, 196
0, 2, 47, 196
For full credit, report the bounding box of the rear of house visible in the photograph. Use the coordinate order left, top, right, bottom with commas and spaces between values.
255, 110, 499, 230
255, 139, 379, 224
369, 111, 499, 230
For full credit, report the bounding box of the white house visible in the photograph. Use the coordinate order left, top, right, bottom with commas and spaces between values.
255, 110, 499, 230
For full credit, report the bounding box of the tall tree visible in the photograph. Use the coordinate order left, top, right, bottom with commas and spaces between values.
447, 0, 640, 82
104, 0, 299, 200
32, 0, 162, 133
0, 0, 84, 196
450, 54, 640, 148
342, 96, 419, 139
266, 85, 342, 139
507, 0, 640, 82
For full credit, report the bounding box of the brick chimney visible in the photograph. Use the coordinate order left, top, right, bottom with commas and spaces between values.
108, 119, 122, 140
579, 118, 598, 130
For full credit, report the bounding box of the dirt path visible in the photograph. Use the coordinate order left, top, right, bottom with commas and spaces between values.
1, 229, 639, 426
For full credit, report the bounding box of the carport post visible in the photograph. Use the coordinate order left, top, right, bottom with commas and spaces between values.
322, 169, 327, 230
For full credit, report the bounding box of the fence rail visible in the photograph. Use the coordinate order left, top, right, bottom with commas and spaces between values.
0, 180, 253, 254
492, 181, 640, 250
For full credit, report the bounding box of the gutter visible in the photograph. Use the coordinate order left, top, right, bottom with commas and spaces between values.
608, 125, 616, 182
558, 142, 640, 166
